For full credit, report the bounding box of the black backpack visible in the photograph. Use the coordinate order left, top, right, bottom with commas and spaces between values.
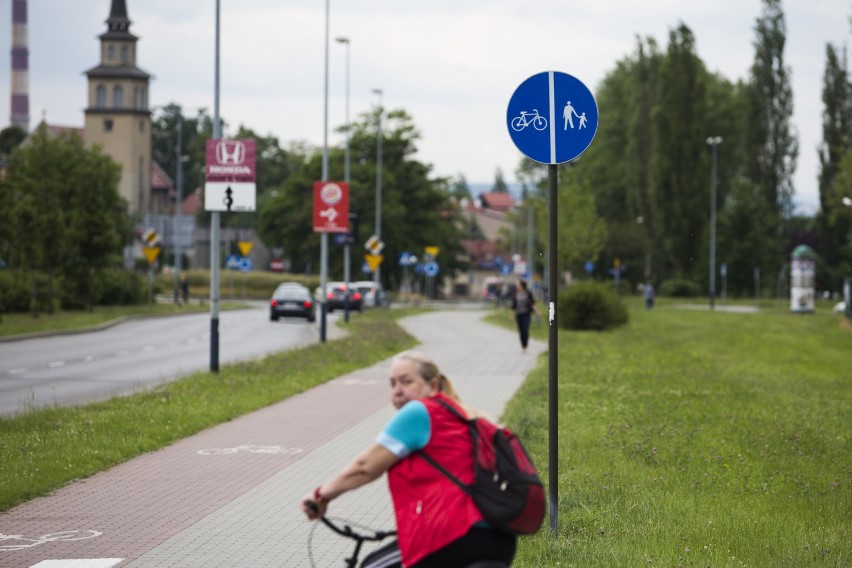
419, 398, 545, 535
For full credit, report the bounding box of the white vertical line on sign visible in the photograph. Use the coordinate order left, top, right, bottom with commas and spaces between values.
548, 71, 556, 164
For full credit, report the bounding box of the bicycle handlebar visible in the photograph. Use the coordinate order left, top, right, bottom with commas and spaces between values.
320, 517, 397, 542
305, 500, 396, 542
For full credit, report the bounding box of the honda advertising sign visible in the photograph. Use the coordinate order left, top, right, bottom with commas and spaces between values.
204, 139, 257, 212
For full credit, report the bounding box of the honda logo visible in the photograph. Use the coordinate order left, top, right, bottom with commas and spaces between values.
215, 141, 246, 165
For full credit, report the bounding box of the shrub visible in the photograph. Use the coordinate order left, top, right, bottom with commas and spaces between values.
558, 281, 629, 331
0, 270, 31, 312
660, 278, 702, 297
99, 269, 147, 305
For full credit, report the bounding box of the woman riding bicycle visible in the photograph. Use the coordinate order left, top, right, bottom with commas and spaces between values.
301, 350, 516, 567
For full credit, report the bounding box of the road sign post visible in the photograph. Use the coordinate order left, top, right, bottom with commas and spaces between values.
507, 70, 598, 535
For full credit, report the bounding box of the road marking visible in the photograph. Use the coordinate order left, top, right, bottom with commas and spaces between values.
29, 560, 124, 568
338, 379, 379, 386
143, 345, 156, 352
48, 361, 66, 368
197, 445, 303, 456
0, 530, 102, 551
115, 350, 130, 357
6, 368, 27, 375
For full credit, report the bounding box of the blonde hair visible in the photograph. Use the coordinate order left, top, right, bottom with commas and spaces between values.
392, 350, 487, 419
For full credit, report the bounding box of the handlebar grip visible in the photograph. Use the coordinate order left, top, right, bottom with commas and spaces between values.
305, 499, 319, 513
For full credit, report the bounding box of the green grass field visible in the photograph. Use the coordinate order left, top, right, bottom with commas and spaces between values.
495, 300, 851, 567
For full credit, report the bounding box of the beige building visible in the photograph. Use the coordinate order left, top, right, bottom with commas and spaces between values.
83, 0, 153, 215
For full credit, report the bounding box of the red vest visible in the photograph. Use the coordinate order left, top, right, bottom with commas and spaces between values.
387, 393, 484, 566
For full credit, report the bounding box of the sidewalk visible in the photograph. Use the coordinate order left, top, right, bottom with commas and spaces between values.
0, 310, 545, 568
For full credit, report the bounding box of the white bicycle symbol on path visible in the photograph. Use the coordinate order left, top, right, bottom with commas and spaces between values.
0, 530, 102, 551
197, 445, 303, 456
511, 109, 548, 132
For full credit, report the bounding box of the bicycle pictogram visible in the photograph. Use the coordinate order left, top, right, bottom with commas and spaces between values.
196, 445, 303, 456
510, 109, 547, 132
0, 530, 102, 551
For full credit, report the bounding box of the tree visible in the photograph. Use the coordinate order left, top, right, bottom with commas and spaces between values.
651, 23, 708, 280
4, 124, 127, 313
816, 43, 852, 289
492, 167, 509, 193
746, 0, 798, 221
258, 108, 467, 290
0, 125, 26, 157
449, 173, 471, 199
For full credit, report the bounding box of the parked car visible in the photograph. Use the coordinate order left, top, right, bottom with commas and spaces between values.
270, 283, 315, 322
352, 280, 386, 308
323, 281, 363, 312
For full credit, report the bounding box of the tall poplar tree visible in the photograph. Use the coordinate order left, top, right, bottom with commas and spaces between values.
816, 43, 852, 288
651, 23, 707, 280
746, 0, 798, 221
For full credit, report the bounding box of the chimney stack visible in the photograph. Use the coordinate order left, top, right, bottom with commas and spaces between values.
10, 0, 29, 131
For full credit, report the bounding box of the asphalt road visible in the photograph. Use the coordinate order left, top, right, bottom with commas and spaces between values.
0, 306, 336, 416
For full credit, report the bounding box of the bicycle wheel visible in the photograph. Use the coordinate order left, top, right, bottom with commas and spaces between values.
533, 116, 547, 130
510, 116, 525, 131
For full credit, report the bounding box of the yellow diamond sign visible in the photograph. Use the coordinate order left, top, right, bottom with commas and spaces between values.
425, 246, 439, 258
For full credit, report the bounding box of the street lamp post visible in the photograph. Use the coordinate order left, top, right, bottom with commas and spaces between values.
319, 0, 331, 342
336, 36, 352, 322
372, 88, 383, 289
706, 136, 723, 310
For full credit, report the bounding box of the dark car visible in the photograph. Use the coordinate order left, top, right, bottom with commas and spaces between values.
270, 284, 315, 322
324, 281, 363, 312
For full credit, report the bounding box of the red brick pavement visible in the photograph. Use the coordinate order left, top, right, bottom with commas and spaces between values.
0, 368, 390, 568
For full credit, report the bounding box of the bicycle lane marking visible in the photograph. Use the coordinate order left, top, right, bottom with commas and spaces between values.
28, 560, 124, 568
0, 367, 391, 568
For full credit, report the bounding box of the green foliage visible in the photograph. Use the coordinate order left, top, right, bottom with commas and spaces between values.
2, 125, 128, 314
0, 270, 32, 312
659, 278, 702, 297
258, 108, 468, 289
558, 281, 629, 330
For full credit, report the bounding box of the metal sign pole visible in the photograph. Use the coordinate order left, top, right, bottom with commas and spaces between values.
547, 163, 558, 534
209, 0, 221, 373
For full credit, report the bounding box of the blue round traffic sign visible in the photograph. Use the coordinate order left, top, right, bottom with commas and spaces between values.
507, 71, 598, 164
424, 261, 439, 277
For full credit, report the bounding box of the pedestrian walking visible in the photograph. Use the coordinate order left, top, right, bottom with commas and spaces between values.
644, 282, 655, 310
510, 280, 540, 353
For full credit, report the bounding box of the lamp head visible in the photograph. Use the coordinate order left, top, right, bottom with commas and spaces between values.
335, 37, 349, 44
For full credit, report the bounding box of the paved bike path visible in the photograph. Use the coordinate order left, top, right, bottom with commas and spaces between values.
0, 310, 545, 568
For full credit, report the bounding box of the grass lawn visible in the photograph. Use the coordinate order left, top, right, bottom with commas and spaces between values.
0, 304, 215, 338
493, 299, 851, 567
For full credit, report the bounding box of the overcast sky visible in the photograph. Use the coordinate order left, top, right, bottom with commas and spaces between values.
0, 0, 848, 214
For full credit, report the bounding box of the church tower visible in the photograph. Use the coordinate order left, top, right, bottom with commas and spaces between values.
83, 0, 151, 215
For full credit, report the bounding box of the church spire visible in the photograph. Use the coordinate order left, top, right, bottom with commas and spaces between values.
101, 0, 134, 39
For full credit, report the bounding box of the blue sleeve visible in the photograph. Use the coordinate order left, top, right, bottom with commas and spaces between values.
376, 400, 431, 458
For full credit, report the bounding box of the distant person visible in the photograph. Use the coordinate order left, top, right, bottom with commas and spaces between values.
511, 280, 540, 353
180, 274, 189, 305
644, 282, 655, 310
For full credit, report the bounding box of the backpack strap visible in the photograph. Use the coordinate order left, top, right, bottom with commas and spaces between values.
417, 397, 474, 495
